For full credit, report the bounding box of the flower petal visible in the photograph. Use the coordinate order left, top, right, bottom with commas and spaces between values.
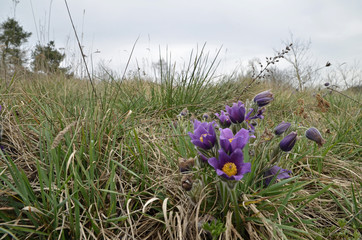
216, 169, 233, 179
220, 128, 234, 139
218, 149, 231, 166
191, 140, 207, 149
220, 138, 232, 153
239, 162, 251, 175
229, 148, 244, 164
208, 157, 219, 169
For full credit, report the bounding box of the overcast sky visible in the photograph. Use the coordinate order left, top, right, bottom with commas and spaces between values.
1, 0, 362, 76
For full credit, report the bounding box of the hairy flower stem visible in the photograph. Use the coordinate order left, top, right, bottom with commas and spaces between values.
229, 186, 243, 233
270, 145, 282, 164
200, 164, 208, 187
219, 181, 229, 217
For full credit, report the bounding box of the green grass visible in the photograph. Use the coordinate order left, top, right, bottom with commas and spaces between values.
0, 56, 361, 239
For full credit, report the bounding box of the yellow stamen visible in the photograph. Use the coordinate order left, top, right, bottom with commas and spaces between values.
222, 162, 238, 177
229, 138, 234, 143
199, 134, 207, 143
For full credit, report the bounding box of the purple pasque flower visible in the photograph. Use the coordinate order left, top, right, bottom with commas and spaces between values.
264, 165, 291, 186
255, 108, 266, 119
225, 101, 246, 124
274, 121, 291, 135
219, 128, 249, 154
188, 121, 217, 150
208, 149, 251, 181
253, 90, 274, 107
279, 131, 298, 152
245, 107, 266, 131
305, 127, 325, 147
191, 119, 204, 130
215, 110, 232, 128
245, 108, 254, 121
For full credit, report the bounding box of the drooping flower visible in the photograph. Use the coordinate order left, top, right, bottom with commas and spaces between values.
264, 165, 291, 186
245, 108, 255, 122
255, 108, 266, 119
253, 90, 274, 107
245, 107, 266, 132
279, 131, 298, 152
274, 121, 291, 135
225, 101, 246, 124
219, 128, 249, 154
215, 110, 232, 128
305, 127, 325, 147
208, 149, 251, 181
246, 107, 266, 121
188, 121, 217, 150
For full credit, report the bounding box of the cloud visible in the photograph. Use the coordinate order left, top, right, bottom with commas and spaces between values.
0, 0, 361, 74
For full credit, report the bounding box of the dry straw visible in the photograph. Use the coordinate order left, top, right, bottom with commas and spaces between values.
51, 121, 78, 149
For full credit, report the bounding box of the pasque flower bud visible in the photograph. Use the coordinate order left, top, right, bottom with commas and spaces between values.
253, 90, 274, 107
279, 131, 298, 152
305, 127, 325, 147
274, 121, 291, 135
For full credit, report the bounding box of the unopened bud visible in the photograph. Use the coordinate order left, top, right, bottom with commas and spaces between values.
305, 127, 325, 147
279, 131, 298, 152
253, 90, 274, 107
274, 121, 291, 135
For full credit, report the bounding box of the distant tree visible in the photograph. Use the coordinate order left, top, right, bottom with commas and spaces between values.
281, 33, 320, 91
326, 61, 362, 89
31, 41, 65, 73
0, 18, 31, 76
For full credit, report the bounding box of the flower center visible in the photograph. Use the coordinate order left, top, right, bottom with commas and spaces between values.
229, 138, 234, 143
222, 162, 237, 177
199, 134, 208, 143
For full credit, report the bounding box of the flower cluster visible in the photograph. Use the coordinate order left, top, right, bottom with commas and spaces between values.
186, 90, 277, 184
181, 89, 327, 235
188, 119, 252, 182
184, 90, 326, 190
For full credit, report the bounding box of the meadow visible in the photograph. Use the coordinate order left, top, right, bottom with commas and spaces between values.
0, 51, 361, 239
